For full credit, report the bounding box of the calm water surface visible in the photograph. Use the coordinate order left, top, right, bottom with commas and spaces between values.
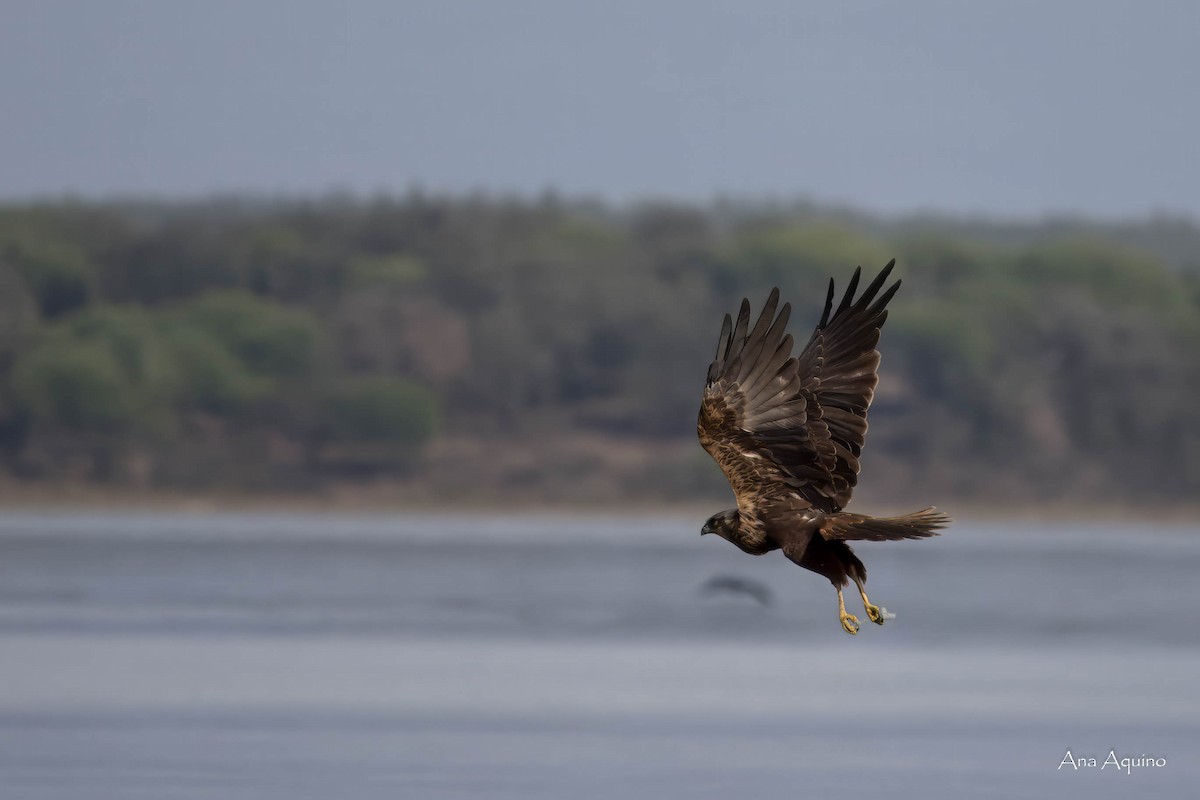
0, 511, 1197, 799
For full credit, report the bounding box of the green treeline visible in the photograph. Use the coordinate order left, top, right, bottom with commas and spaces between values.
1, 197, 1198, 505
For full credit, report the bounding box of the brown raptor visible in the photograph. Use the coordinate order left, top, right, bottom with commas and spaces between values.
698, 260, 949, 634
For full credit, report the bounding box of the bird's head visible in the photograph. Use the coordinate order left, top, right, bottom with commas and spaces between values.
701, 509, 738, 540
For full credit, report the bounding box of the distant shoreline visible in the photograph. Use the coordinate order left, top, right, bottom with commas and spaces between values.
3, 199, 1198, 515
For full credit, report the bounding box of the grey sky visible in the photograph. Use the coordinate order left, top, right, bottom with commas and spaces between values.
2, 1, 1197, 218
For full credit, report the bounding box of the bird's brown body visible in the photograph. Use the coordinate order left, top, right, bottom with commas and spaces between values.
697, 261, 949, 633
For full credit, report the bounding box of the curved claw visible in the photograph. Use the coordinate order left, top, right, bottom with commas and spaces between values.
865, 604, 886, 625
839, 612, 860, 635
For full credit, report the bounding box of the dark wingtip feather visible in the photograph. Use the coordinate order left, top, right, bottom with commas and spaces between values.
733, 287, 785, 384
758, 289, 780, 328
715, 312, 733, 360
856, 259, 897, 310
748, 289, 780, 344
873, 259, 897, 287
733, 297, 751, 343
819, 278, 835, 328
835, 267, 862, 316
870, 279, 901, 316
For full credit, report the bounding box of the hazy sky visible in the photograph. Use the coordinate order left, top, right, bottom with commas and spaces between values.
2, 1, 1198, 218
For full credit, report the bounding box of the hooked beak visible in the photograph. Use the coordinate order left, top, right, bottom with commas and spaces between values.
700, 525, 713, 536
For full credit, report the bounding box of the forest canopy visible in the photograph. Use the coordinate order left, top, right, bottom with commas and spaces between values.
1, 196, 1197, 506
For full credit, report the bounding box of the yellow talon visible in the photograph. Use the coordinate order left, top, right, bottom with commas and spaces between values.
854, 577, 891, 625
836, 588, 859, 634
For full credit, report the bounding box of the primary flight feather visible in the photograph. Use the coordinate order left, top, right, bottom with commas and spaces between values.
697, 260, 949, 634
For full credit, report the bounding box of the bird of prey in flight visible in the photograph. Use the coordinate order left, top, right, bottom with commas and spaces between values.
698, 260, 949, 634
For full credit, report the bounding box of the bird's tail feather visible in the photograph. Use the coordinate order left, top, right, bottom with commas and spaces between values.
820, 507, 950, 542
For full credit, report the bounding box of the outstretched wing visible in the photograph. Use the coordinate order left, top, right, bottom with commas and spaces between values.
697, 260, 900, 511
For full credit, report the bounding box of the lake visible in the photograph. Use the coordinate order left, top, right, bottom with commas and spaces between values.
0, 511, 1197, 799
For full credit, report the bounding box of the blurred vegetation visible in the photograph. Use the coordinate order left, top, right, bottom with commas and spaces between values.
0, 196, 1197, 506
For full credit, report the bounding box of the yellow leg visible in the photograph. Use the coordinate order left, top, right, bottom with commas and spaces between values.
853, 575, 891, 625
837, 587, 859, 634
